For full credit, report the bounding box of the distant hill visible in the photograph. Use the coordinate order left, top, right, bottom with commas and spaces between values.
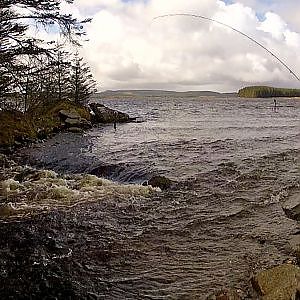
238, 86, 300, 98
96, 90, 237, 98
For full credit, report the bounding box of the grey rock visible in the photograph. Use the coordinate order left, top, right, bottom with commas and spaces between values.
282, 191, 300, 221
58, 110, 81, 120
64, 118, 81, 127
64, 118, 91, 129
68, 127, 83, 133
59, 109, 92, 130
89, 103, 130, 123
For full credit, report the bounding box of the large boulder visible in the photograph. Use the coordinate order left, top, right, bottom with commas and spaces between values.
89, 103, 130, 123
58, 110, 81, 120
58, 110, 92, 129
147, 176, 172, 190
251, 264, 300, 300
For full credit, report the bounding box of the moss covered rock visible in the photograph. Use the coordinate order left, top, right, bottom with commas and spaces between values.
251, 264, 300, 300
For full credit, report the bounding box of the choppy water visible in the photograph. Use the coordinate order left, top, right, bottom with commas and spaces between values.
21, 96, 300, 298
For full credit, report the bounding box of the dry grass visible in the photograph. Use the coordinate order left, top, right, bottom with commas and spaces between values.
0, 100, 91, 147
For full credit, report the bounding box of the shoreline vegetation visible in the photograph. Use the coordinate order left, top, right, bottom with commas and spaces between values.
238, 86, 300, 98
0, 100, 91, 150
0, 100, 138, 150
1, 0, 96, 149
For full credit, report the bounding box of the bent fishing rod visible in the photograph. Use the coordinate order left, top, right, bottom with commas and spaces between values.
153, 13, 300, 82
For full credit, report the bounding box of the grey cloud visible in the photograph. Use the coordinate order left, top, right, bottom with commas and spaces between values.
108, 62, 143, 81
77, 0, 300, 92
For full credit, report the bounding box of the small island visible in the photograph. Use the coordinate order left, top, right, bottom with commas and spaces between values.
238, 86, 300, 98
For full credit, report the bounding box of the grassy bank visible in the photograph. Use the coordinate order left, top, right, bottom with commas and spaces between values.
0, 101, 90, 149
238, 86, 300, 98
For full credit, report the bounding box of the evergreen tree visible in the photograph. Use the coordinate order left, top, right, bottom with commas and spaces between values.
49, 46, 72, 103
0, 0, 91, 108
20, 55, 55, 111
69, 53, 96, 104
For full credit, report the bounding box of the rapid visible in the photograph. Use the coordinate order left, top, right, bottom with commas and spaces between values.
1, 95, 300, 299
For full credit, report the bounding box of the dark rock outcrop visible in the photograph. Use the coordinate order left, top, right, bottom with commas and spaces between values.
89, 103, 131, 123
90, 164, 120, 178
147, 176, 172, 190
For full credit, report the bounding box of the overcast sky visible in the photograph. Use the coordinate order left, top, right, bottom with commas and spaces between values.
65, 0, 300, 92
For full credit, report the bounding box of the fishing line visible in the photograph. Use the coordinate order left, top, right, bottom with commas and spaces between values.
153, 13, 300, 82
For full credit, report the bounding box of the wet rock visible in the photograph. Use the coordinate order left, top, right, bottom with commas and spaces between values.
147, 176, 172, 190
288, 235, 300, 265
89, 103, 130, 123
14, 168, 37, 182
251, 264, 300, 300
90, 164, 119, 178
67, 127, 84, 134
282, 192, 300, 221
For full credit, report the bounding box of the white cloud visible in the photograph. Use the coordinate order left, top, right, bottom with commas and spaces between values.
284, 30, 300, 48
258, 12, 286, 40
72, 0, 300, 92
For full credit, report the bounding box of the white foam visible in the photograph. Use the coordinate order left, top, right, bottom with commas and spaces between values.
0, 168, 159, 219
1, 179, 22, 195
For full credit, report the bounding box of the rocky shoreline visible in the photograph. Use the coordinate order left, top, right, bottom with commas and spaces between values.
1, 103, 300, 299
0, 101, 137, 153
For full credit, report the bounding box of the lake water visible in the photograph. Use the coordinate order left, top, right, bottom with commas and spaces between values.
22, 96, 300, 298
